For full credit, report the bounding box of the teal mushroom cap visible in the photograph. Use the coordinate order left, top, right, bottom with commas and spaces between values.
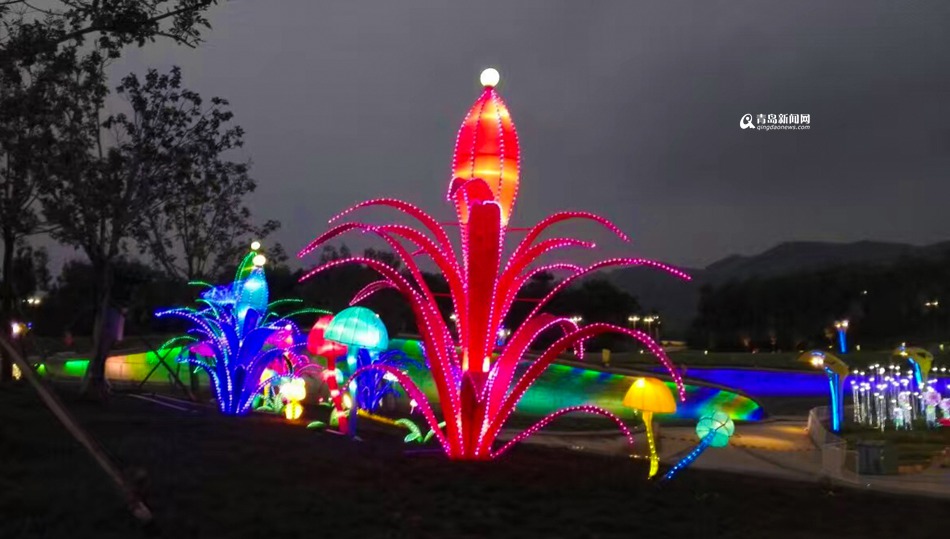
696, 411, 735, 448
325, 306, 389, 351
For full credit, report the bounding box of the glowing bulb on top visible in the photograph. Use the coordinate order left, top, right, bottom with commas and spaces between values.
252, 254, 266, 267
250, 240, 261, 251
480, 68, 500, 88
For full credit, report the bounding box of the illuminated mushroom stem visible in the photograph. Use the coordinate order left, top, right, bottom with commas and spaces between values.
660, 432, 714, 483
825, 367, 844, 433
642, 410, 660, 478
324, 354, 349, 433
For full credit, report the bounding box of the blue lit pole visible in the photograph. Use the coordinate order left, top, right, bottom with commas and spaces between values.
347, 351, 359, 437
661, 433, 714, 482
834, 319, 849, 354
799, 351, 849, 433
824, 367, 844, 432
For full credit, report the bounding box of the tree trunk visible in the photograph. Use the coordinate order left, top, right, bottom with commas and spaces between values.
81, 262, 114, 400
0, 234, 16, 382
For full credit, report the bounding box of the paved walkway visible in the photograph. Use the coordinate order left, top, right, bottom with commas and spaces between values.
511, 416, 950, 499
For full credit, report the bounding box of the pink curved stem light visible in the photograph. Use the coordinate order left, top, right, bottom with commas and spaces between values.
508, 211, 630, 268
491, 405, 634, 458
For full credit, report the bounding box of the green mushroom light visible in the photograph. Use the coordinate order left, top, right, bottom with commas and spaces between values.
661, 411, 735, 482
324, 306, 390, 435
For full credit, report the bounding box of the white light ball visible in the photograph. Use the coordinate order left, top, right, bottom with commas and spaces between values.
480, 68, 500, 88
250, 240, 261, 251
252, 254, 266, 267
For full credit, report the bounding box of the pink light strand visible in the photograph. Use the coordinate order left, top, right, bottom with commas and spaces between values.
349, 280, 394, 305
491, 405, 634, 459
508, 211, 631, 268
326, 198, 455, 257
524, 258, 691, 323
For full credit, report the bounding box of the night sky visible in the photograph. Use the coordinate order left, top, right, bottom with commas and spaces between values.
80, 0, 950, 271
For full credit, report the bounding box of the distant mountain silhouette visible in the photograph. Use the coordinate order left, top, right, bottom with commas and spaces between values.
607, 240, 950, 337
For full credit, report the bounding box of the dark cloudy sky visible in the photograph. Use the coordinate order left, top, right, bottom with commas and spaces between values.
92, 0, 950, 270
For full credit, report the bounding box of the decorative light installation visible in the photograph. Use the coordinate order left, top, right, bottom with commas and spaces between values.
799, 350, 848, 433
306, 315, 350, 431
299, 69, 688, 460
849, 362, 949, 431
350, 349, 423, 411
157, 245, 329, 415
661, 411, 735, 483
280, 377, 307, 420
834, 319, 849, 354
324, 306, 389, 435
623, 377, 677, 478
895, 345, 933, 392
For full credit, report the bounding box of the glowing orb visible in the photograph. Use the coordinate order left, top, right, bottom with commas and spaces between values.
480, 68, 500, 87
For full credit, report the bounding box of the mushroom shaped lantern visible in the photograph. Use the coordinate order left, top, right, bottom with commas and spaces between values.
306, 315, 348, 431
324, 307, 390, 435
661, 411, 735, 483
623, 377, 677, 478
798, 350, 848, 433
893, 345, 933, 391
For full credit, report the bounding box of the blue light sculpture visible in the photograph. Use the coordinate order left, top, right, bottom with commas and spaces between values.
156, 248, 327, 415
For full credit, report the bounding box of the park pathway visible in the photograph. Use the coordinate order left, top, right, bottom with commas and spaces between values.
507, 416, 950, 499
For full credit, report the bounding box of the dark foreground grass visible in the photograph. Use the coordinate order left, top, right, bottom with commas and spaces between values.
0, 384, 946, 539
841, 423, 950, 466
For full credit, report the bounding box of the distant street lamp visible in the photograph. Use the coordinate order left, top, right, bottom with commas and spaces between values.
834, 319, 849, 354
923, 300, 939, 340
627, 315, 640, 329
642, 316, 654, 337
641, 315, 660, 341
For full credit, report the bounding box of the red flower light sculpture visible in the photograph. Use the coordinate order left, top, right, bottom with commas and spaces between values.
299, 70, 688, 460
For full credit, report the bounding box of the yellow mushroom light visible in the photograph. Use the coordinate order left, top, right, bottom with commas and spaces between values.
623, 377, 677, 478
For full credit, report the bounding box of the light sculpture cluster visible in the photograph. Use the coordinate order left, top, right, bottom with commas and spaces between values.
157, 246, 328, 415
849, 360, 949, 430
299, 70, 688, 460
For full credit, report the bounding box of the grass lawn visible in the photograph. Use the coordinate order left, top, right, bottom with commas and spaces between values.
841, 422, 950, 467
2, 384, 949, 538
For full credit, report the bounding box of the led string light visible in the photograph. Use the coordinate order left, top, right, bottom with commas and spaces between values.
492, 405, 634, 458
156, 246, 315, 416
661, 434, 713, 483
507, 211, 631, 272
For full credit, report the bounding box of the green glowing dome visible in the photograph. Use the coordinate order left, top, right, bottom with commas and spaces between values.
324, 307, 389, 351
695, 411, 735, 448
